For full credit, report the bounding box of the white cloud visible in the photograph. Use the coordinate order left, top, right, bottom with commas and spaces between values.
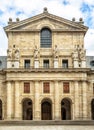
85, 29, 94, 56
0, 0, 94, 56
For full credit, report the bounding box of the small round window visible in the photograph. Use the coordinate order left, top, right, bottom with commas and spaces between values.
0, 61, 2, 66
90, 61, 94, 66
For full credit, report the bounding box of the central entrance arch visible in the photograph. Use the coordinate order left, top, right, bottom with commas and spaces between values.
61, 98, 71, 120
22, 98, 33, 120
41, 99, 52, 120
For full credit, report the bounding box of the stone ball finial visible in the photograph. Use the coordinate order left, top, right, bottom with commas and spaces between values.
16, 18, 20, 22
9, 18, 12, 22
72, 17, 75, 22
79, 18, 83, 22
43, 7, 48, 13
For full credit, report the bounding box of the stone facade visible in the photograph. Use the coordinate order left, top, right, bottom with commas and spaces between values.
0, 8, 94, 121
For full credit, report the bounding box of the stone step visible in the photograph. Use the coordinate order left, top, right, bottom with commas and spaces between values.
0, 120, 94, 126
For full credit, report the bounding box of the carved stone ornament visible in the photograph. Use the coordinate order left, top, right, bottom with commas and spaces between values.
34, 45, 39, 59
7, 49, 12, 59
79, 49, 86, 60
72, 45, 86, 61
53, 45, 58, 58
7, 48, 20, 60
14, 49, 20, 60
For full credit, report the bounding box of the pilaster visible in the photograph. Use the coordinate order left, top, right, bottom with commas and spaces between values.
74, 81, 80, 120
34, 81, 40, 120
15, 81, 20, 119
82, 81, 88, 120
6, 81, 12, 119
54, 81, 60, 120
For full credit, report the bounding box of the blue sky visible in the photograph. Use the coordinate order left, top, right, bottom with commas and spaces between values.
0, 0, 94, 55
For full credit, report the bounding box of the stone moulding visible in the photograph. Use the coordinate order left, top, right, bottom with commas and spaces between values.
0, 120, 94, 126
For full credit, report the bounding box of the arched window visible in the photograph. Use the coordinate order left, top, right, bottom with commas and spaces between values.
40, 28, 52, 48
41, 99, 52, 120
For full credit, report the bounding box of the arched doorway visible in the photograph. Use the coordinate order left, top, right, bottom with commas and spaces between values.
22, 98, 33, 120
41, 99, 52, 120
91, 99, 94, 120
61, 98, 71, 120
0, 100, 2, 120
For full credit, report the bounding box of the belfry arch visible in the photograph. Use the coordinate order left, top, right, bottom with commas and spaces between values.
61, 98, 71, 120
22, 98, 33, 120
41, 98, 52, 120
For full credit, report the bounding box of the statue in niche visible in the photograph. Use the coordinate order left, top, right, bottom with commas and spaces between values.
7, 49, 12, 59
15, 49, 20, 60
53, 45, 58, 58
79, 48, 86, 60
72, 45, 79, 60
34, 45, 39, 59
12, 47, 16, 59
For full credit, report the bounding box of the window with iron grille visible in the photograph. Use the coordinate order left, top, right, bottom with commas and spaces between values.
24, 82, 30, 93
63, 82, 70, 93
43, 82, 50, 93
40, 28, 52, 48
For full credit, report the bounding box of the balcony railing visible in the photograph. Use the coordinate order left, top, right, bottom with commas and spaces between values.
20, 66, 72, 69
5, 66, 90, 73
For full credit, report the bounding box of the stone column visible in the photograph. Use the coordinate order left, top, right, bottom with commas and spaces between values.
54, 81, 60, 120
74, 81, 79, 120
34, 59, 39, 68
82, 81, 88, 119
34, 81, 40, 120
15, 81, 20, 119
6, 81, 12, 119
54, 58, 58, 68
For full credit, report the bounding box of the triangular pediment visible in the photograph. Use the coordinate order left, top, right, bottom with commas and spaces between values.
4, 11, 88, 33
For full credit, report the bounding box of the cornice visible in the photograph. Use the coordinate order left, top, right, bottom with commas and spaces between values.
4, 68, 91, 73
4, 12, 88, 33
5, 29, 87, 33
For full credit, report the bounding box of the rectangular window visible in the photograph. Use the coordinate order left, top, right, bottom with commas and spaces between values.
43, 82, 50, 93
43, 60, 49, 68
24, 82, 30, 93
63, 82, 70, 93
24, 60, 30, 68
62, 60, 68, 68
